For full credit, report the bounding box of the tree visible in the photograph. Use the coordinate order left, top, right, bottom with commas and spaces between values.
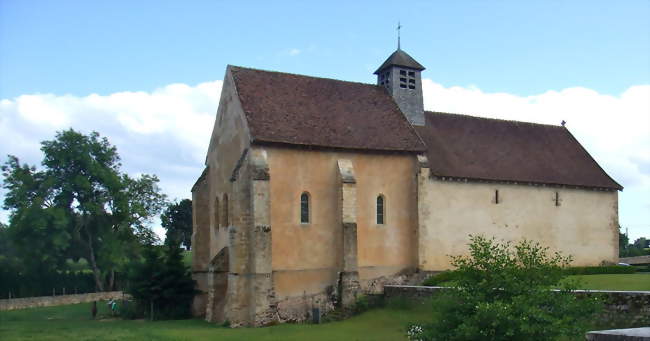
1, 129, 167, 291
417, 235, 600, 341
127, 244, 196, 320
619, 229, 629, 257
161, 199, 193, 249
633, 237, 649, 250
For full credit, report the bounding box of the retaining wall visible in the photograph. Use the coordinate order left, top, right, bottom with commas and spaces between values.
384, 285, 650, 326
0, 291, 128, 311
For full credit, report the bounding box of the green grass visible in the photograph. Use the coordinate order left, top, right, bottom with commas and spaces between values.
0, 301, 432, 341
566, 273, 650, 291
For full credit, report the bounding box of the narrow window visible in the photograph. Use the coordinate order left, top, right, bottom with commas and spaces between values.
376, 195, 385, 224
300, 192, 310, 224
222, 194, 229, 227
495, 190, 500, 204
214, 197, 220, 229
555, 192, 560, 206
400, 70, 407, 76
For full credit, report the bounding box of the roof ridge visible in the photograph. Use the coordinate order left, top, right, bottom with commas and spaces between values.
229, 65, 380, 90
425, 110, 563, 128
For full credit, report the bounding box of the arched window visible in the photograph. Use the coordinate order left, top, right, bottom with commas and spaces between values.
213, 197, 220, 229
377, 195, 385, 225
222, 194, 229, 227
300, 192, 310, 224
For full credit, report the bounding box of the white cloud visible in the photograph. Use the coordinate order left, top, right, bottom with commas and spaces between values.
0, 81, 223, 237
0, 78, 648, 240
288, 48, 301, 56
421, 80, 650, 188
422, 79, 650, 241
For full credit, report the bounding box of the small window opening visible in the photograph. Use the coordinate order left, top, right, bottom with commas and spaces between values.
408, 84, 415, 89
408, 71, 415, 77
376, 195, 385, 225
300, 192, 310, 224
222, 194, 229, 227
400, 77, 407, 82
400, 70, 407, 76
214, 197, 220, 229
495, 190, 500, 204
555, 192, 560, 207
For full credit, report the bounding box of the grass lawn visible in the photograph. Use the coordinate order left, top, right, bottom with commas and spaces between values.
0, 301, 431, 341
566, 273, 650, 291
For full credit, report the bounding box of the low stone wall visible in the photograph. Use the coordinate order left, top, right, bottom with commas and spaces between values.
620, 255, 650, 265
384, 285, 650, 326
0, 291, 128, 311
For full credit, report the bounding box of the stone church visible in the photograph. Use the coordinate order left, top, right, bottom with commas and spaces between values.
190, 47, 622, 326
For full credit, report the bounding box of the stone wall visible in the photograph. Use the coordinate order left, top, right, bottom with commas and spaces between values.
417, 178, 619, 270
0, 291, 128, 311
384, 285, 650, 326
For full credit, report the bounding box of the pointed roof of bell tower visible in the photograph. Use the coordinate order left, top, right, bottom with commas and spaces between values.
373, 49, 425, 75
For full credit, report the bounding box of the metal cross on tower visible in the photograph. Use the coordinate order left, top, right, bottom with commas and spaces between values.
397, 22, 402, 50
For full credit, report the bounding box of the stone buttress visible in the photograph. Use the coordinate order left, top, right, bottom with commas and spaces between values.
337, 159, 361, 306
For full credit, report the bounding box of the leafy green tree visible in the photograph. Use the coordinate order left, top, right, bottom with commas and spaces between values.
619, 229, 629, 257
1, 129, 167, 291
161, 199, 192, 249
419, 235, 600, 341
127, 244, 196, 320
633, 237, 649, 250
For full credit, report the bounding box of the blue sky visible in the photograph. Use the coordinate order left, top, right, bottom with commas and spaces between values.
1, 1, 648, 241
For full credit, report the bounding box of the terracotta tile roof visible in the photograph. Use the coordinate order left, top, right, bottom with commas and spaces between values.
415, 111, 622, 190
230, 66, 425, 152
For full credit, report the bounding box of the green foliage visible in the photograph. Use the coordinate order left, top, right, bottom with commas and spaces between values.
619, 228, 650, 257
126, 245, 196, 320
420, 235, 601, 341
421, 271, 460, 286
161, 199, 193, 249
564, 265, 637, 275
1, 129, 167, 291
352, 295, 384, 315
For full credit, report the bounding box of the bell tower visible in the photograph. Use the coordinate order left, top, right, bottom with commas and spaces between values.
374, 36, 426, 126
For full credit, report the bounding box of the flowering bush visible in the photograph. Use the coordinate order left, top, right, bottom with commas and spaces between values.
406, 324, 424, 341
417, 235, 601, 341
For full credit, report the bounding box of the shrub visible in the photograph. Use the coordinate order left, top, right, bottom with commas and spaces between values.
126, 244, 196, 320
418, 235, 602, 341
421, 271, 459, 286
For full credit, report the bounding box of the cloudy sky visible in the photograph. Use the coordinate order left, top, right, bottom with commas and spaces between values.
1, 1, 648, 241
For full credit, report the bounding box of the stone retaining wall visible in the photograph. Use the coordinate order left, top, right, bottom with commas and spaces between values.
384, 285, 650, 326
0, 291, 128, 311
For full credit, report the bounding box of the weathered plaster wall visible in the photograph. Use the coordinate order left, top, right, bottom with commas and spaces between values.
205, 67, 252, 259
418, 176, 619, 270
191, 174, 209, 316
192, 66, 253, 321
266, 147, 418, 304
